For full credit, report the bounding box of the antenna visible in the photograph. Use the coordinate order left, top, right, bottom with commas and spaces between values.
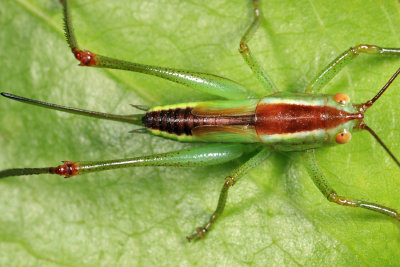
361, 124, 400, 168
357, 66, 400, 168
359, 66, 400, 112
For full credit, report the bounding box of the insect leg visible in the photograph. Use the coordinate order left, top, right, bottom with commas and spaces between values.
0, 144, 255, 179
60, 0, 253, 100
306, 45, 400, 93
187, 147, 271, 241
239, 0, 277, 93
303, 150, 400, 222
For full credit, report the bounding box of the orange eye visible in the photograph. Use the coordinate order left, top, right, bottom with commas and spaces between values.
333, 93, 350, 105
335, 130, 351, 144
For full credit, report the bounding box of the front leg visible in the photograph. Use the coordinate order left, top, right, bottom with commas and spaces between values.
303, 150, 400, 222
306, 45, 400, 93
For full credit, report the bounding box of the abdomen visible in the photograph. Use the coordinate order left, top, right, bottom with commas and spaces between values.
142, 100, 260, 143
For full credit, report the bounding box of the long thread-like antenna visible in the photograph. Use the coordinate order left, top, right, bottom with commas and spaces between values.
362, 124, 400, 168
360, 66, 400, 112
358, 66, 400, 168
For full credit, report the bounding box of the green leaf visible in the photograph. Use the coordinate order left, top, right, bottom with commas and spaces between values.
1, 0, 399, 265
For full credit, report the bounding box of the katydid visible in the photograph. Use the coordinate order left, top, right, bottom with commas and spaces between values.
1, 0, 399, 241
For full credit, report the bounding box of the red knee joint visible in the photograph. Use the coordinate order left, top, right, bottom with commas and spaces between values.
73, 49, 97, 66
50, 161, 80, 178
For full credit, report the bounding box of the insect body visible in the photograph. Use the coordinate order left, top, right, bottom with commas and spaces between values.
143, 92, 362, 151
1, 0, 400, 242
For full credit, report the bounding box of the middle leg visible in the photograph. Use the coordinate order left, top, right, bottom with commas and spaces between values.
239, 0, 278, 93
187, 147, 272, 241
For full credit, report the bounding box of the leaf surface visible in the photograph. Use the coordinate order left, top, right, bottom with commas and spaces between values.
0, 0, 400, 266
